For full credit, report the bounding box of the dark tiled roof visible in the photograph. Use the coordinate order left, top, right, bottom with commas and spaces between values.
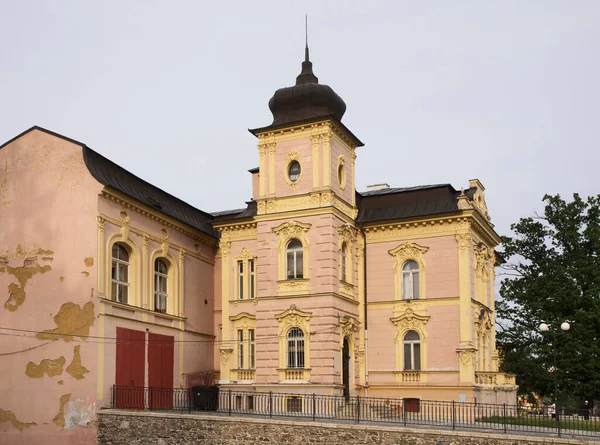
357, 184, 471, 224
248, 167, 259, 173
83, 148, 218, 237
211, 201, 257, 224
360, 184, 451, 197
2, 126, 218, 238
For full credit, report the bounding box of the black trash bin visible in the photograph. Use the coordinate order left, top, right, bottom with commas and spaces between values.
192, 386, 219, 410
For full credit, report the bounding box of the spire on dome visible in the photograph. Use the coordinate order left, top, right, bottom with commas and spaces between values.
296, 14, 318, 85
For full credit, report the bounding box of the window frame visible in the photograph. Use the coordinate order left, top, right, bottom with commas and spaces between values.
154, 258, 169, 313
402, 260, 420, 300
237, 260, 244, 300
237, 329, 244, 369
286, 239, 304, 280
403, 330, 421, 371
287, 328, 305, 369
111, 243, 130, 304
249, 259, 255, 300
249, 328, 255, 369
288, 160, 301, 182
340, 242, 348, 283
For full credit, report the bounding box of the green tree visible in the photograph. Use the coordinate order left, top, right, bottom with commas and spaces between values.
497, 194, 600, 406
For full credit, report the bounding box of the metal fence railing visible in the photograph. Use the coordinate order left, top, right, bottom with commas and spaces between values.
111, 386, 599, 439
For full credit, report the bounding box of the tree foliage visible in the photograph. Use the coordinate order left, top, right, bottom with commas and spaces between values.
497, 194, 600, 405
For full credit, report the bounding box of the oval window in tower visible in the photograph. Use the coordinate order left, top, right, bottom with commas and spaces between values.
288, 160, 301, 182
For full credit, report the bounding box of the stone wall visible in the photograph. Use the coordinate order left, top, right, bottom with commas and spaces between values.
97, 410, 598, 445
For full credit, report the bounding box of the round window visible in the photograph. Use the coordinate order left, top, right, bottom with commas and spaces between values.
288, 160, 301, 182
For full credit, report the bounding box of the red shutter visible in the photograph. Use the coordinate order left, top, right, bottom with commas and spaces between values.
115, 327, 146, 409
148, 333, 174, 409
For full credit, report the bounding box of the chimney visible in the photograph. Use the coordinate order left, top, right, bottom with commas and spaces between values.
366, 183, 390, 192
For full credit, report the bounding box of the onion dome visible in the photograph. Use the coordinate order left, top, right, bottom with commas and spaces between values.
268, 45, 347, 126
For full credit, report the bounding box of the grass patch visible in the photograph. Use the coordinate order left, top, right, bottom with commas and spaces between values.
477, 416, 600, 433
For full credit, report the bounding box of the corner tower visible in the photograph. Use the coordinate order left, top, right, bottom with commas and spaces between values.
249, 44, 363, 215
212, 43, 366, 396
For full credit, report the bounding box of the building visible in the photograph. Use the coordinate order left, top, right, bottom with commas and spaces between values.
0, 46, 516, 444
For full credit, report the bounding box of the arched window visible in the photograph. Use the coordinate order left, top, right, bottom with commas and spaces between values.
340, 242, 347, 282
402, 260, 420, 299
154, 258, 169, 312
403, 330, 421, 370
287, 328, 305, 368
111, 243, 130, 303
286, 239, 304, 280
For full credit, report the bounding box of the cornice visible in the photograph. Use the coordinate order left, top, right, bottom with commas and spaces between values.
368, 297, 459, 310
216, 223, 258, 243
255, 190, 357, 220
98, 213, 215, 265
363, 212, 500, 247
101, 188, 217, 247
254, 119, 362, 149
254, 203, 356, 225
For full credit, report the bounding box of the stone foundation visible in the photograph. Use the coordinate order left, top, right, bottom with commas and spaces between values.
97, 410, 598, 445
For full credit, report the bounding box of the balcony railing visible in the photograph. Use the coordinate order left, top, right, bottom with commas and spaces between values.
234, 369, 255, 381
394, 371, 421, 383
278, 368, 310, 381
475, 372, 516, 386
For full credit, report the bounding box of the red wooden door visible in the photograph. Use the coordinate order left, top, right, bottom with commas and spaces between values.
115, 327, 146, 409
148, 333, 174, 409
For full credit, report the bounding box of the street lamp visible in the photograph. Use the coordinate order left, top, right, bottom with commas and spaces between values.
539, 321, 570, 435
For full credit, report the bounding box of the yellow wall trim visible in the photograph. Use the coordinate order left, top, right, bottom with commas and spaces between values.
101, 189, 216, 246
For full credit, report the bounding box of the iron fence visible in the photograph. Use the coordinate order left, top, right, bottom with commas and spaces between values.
111, 385, 599, 439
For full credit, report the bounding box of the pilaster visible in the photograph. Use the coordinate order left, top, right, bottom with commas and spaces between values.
96, 216, 106, 400
357, 233, 366, 386
351, 151, 357, 206
311, 134, 320, 190
258, 144, 267, 198
322, 131, 332, 188
268, 143, 276, 197
179, 247, 185, 317
456, 231, 475, 383
142, 233, 150, 309
220, 238, 232, 381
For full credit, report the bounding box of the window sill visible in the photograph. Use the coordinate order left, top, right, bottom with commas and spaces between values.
99, 296, 186, 321
339, 280, 354, 298
277, 279, 309, 296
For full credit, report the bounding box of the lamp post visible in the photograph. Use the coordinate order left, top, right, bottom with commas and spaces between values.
539, 321, 570, 436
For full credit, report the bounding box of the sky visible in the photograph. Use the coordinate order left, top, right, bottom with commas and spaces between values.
1, 1, 599, 242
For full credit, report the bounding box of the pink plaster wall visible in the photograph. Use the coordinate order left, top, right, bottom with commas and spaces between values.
96, 195, 216, 404
251, 171, 259, 201
329, 136, 354, 205
254, 214, 358, 298
273, 137, 313, 197
365, 235, 463, 386
0, 130, 104, 444
367, 235, 460, 302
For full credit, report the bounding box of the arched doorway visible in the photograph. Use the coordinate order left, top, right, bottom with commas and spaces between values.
342, 337, 350, 401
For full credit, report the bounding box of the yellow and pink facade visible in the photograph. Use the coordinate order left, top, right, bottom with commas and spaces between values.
0, 48, 515, 444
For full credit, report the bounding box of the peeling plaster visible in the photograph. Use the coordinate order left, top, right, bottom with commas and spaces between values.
64, 398, 96, 429
36, 302, 95, 342
0, 409, 36, 432
60, 276, 65, 282
0, 246, 53, 312
52, 394, 71, 428
84, 257, 94, 267
57, 380, 64, 385
81, 271, 89, 277
66, 345, 89, 380
25, 356, 65, 378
